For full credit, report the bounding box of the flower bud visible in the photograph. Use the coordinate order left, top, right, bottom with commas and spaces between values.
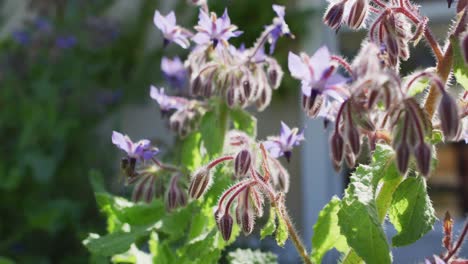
346, 0, 368, 29
439, 92, 460, 141
243, 80, 252, 99
267, 61, 283, 89
414, 143, 431, 176
462, 30, 468, 65
166, 175, 187, 211
344, 151, 356, 168
323, 1, 345, 30
330, 132, 344, 162
234, 149, 252, 178
256, 86, 271, 111
396, 141, 410, 174
226, 88, 236, 108
191, 76, 202, 95
188, 167, 211, 199
237, 206, 254, 235
132, 174, 156, 203
217, 213, 234, 241
347, 126, 361, 155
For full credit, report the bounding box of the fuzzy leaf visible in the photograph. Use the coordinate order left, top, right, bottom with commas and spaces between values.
338, 164, 392, 264
260, 207, 276, 239
83, 226, 151, 257
227, 249, 277, 264
275, 207, 288, 247
230, 108, 257, 137
181, 132, 203, 171
451, 36, 468, 90
389, 176, 436, 246
200, 111, 225, 157
311, 196, 349, 263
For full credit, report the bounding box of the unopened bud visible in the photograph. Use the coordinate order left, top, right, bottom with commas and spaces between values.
166, 175, 187, 211
188, 167, 211, 199
346, 0, 368, 29
267, 62, 283, 89
396, 141, 410, 174
344, 151, 356, 168
439, 92, 460, 141
256, 87, 271, 111
330, 132, 344, 162
414, 143, 431, 176
323, 2, 345, 30
191, 76, 202, 95
243, 80, 252, 99
132, 174, 156, 203
217, 213, 234, 241
347, 126, 361, 155
462, 31, 468, 65
226, 88, 236, 108
234, 149, 252, 177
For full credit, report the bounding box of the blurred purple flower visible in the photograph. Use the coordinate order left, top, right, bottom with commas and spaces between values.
192, 9, 242, 48
154, 10, 191, 49
267, 5, 292, 54
55, 35, 77, 49
35, 18, 52, 32
150, 85, 188, 111
112, 131, 159, 160
12, 31, 30, 45
161, 56, 187, 89
288, 46, 348, 102
264, 121, 305, 162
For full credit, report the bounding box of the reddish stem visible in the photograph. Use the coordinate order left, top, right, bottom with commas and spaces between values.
331, 55, 354, 76
444, 221, 468, 262
207, 156, 234, 170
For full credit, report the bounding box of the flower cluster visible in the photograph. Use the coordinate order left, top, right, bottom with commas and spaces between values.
111, 131, 186, 209
188, 123, 304, 240
150, 5, 292, 137
293, 0, 468, 176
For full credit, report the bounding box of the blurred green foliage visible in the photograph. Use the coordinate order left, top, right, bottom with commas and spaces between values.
0, 0, 312, 262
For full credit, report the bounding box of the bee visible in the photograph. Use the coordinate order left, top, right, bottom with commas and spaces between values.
121, 157, 138, 181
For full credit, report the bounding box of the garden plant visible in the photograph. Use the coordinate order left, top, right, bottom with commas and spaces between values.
84, 0, 468, 263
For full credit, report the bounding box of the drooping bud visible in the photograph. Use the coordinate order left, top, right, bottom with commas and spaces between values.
267, 61, 283, 89
235, 188, 255, 235
132, 174, 156, 203
344, 151, 356, 168
226, 88, 236, 108
330, 132, 344, 162
462, 30, 468, 65
439, 92, 460, 141
323, 1, 345, 30
396, 141, 410, 174
256, 86, 272, 111
166, 175, 188, 211
250, 187, 265, 217
188, 166, 211, 199
242, 80, 252, 99
217, 213, 234, 241
191, 76, 202, 95
346, 0, 368, 29
414, 143, 431, 176
347, 126, 361, 155
234, 149, 252, 178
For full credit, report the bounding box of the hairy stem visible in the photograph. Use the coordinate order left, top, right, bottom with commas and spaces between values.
277, 200, 313, 264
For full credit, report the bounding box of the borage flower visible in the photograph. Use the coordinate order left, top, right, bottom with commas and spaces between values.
154, 10, 191, 48
266, 5, 293, 54
288, 46, 348, 117
150, 85, 188, 112
192, 9, 242, 48
161, 56, 187, 89
111, 131, 159, 161
264, 121, 305, 162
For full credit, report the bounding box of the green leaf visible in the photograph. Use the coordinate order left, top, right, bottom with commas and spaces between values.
200, 111, 224, 157
0, 257, 15, 264
451, 36, 468, 90
83, 226, 152, 257
311, 197, 349, 263
181, 132, 202, 171
230, 108, 257, 137
389, 176, 436, 247
260, 207, 276, 239
158, 204, 192, 240
148, 232, 176, 264
111, 244, 152, 264
338, 161, 392, 264
227, 249, 277, 264
275, 207, 288, 247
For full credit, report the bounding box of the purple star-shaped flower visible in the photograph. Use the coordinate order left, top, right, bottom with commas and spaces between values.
150, 86, 188, 111
161, 56, 187, 89
154, 10, 191, 49
112, 131, 159, 160
192, 9, 242, 48
267, 5, 292, 54
288, 46, 348, 103
264, 122, 305, 162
